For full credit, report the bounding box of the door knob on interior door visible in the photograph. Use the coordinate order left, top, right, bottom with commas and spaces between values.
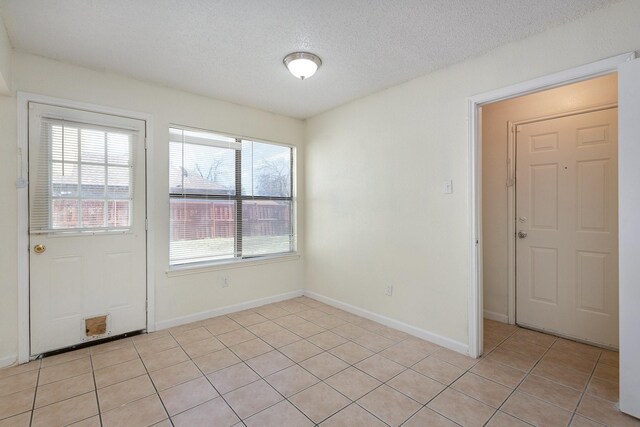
518, 231, 527, 239
33, 244, 46, 254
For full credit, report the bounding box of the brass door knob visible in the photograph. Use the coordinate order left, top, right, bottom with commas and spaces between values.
33, 244, 46, 254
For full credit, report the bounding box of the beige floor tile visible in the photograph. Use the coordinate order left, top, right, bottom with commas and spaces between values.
159, 377, 218, 416
172, 326, 213, 345
38, 357, 91, 385
0, 389, 35, 421
517, 374, 582, 411
320, 403, 386, 427
543, 348, 598, 374
229, 338, 274, 360
193, 348, 241, 374
332, 323, 368, 340
486, 411, 532, 426
532, 359, 591, 390
427, 388, 495, 427
94, 357, 147, 388
329, 342, 373, 365
586, 376, 619, 402
403, 337, 444, 354
40, 348, 90, 368
433, 348, 479, 370
272, 314, 307, 328
172, 397, 240, 427
387, 369, 445, 404
101, 393, 167, 427
91, 345, 139, 370
207, 363, 260, 394
91, 338, 136, 356
412, 356, 465, 385
297, 308, 329, 322
97, 374, 156, 412
142, 346, 190, 372
513, 329, 557, 348
552, 339, 602, 359
134, 335, 179, 357
471, 359, 526, 388
357, 384, 421, 426
498, 336, 548, 359
0, 361, 40, 381
246, 321, 285, 337
254, 306, 290, 320
289, 382, 350, 423
287, 321, 325, 338
487, 347, 539, 372
131, 330, 170, 344
245, 400, 313, 427
68, 415, 101, 426
228, 311, 269, 327
34, 372, 94, 408
31, 392, 98, 427
353, 332, 394, 352
355, 354, 404, 382
169, 321, 206, 336
0, 371, 38, 398
306, 331, 347, 350
403, 407, 459, 427
203, 316, 243, 335
181, 336, 225, 358
224, 379, 283, 419
299, 352, 349, 380
451, 372, 511, 408
570, 414, 607, 426
217, 329, 258, 347
380, 341, 432, 367
0, 411, 31, 427
261, 329, 303, 348
149, 360, 202, 391
312, 315, 348, 330
325, 366, 381, 401
593, 363, 618, 383
501, 391, 573, 427
599, 350, 619, 368
280, 340, 323, 363
246, 350, 294, 377
577, 394, 640, 426
265, 365, 319, 397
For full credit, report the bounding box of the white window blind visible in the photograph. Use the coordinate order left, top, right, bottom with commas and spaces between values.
169, 127, 294, 266
30, 118, 136, 234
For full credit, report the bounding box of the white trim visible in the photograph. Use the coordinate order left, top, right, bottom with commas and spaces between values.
304, 291, 469, 355
166, 253, 301, 277
467, 52, 635, 360
155, 290, 304, 330
0, 355, 17, 369
483, 310, 509, 324
16, 92, 155, 361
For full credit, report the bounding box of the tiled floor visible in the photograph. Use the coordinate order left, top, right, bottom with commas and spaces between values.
0, 296, 637, 426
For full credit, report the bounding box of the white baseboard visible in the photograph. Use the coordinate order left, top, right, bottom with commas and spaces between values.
483, 310, 509, 323
155, 289, 304, 330
0, 354, 17, 369
304, 290, 469, 356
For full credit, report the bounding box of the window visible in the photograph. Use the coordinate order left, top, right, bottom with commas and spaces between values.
31, 118, 136, 234
169, 127, 295, 266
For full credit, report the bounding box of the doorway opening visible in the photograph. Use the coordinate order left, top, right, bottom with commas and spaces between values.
480, 73, 619, 352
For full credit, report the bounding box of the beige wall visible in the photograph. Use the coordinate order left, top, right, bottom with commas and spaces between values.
482, 74, 618, 321
305, 0, 640, 350
0, 53, 305, 366
0, 17, 11, 94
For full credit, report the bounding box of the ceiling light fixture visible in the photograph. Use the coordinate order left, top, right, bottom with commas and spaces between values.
283, 52, 322, 80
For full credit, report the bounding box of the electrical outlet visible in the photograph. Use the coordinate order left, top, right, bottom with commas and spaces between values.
385, 285, 393, 296
219, 275, 229, 288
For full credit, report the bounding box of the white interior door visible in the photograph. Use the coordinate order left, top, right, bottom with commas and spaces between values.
515, 107, 618, 348
29, 103, 147, 355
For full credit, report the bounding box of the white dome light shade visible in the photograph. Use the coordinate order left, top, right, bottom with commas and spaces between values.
283, 52, 322, 80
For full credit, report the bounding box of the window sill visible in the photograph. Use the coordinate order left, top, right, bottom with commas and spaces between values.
165, 253, 301, 277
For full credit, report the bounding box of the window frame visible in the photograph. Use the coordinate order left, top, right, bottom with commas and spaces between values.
168, 125, 297, 269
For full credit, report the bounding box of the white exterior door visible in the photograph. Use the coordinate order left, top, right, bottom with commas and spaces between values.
515, 108, 618, 348
29, 103, 147, 355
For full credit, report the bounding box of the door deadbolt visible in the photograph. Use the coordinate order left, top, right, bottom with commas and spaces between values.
518, 231, 528, 239
33, 244, 46, 254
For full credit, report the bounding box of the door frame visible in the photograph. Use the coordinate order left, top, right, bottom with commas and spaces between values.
508, 104, 618, 328
466, 51, 635, 359
16, 92, 156, 363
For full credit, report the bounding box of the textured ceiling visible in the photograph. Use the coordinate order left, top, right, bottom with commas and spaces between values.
0, 0, 618, 119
